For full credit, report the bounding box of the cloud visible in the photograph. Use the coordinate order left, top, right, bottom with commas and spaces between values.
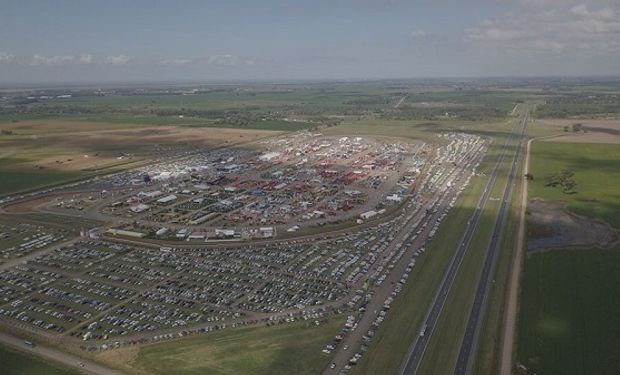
161, 58, 193, 65
570, 4, 615, 20
410, 30, 427, 38
29, 54, 75, 66
0, 52, 15, 63
79, 53, 93, 64
105, 55, 130, 65
207, 54, 255, 66
26, 53, 97, 66
466, 2, 620, 54
467, 27, 529, 41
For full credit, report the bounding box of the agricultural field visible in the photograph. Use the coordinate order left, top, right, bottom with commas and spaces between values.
517, 140, 620, 375
535, 92, 620, 118
536, 119, 620, 144
517, 246, 620, 375
0, 345, 78, 375
95, 317, 345, 375
528, 142, 620, 228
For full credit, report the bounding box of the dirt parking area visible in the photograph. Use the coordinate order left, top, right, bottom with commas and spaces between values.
538, 119, 620, 144
527, 198, 618, 251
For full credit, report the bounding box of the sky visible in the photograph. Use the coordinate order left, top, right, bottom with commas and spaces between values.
1, 0, 619, 83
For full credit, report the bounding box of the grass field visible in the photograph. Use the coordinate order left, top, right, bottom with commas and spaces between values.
323, 117, 513, 144
516, 140, 620, 375
96, 317, 344, 375
528, 142, 620, 229
517, 246, 620, 375
0, 169, 82, 196
0, 345, 78, 375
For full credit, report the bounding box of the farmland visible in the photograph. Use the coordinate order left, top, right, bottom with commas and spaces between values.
528, 142, 620, 228
0, 345, 78, 375
516, 140, 620, 375
517, 246, 620, 375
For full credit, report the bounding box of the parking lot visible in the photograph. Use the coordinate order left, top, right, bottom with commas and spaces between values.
0, 132, 488, 356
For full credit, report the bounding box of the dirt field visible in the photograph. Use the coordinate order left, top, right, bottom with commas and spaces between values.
537, 119, 620, 144
527, 198, 618, 251
1, 123, 280, 172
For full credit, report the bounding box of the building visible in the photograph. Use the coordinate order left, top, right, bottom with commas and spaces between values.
157, 194, 177, 204
140, 190, 163, 199
215, 229, 236, 238
360, 210, 377, 220
259, 227, 275, 238
130, 203, 150, 213
106, 229, 146, 238
259, 152, 281, 162
386, 194, 403, 202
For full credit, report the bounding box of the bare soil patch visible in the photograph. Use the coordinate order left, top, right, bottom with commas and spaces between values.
538, 119, 620, 144
527, 198, 618, 251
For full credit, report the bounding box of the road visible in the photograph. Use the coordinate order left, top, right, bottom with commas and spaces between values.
394, 94, 409, 109
452, 108, 530, 375
399, 109, 527, 375
324, 139, 488, 374
323, 140, 484, 375
0, 331, 123, 375
499, 131, 559, 375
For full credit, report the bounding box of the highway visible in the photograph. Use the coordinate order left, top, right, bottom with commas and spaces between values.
453, 107, 529, 375
399, 108, 528, 375
324, 138, 487, 374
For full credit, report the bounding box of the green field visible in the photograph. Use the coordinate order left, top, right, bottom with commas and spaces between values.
528, 142, 620, 228
97, 318, 344, 375
517, 246, 620, 375
0, 345, 78, 375
0, 169, 82, 196
516, 141, 620, 375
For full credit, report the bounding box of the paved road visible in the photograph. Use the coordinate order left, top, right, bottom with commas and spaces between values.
453, 108, 530, 375
394, 94, 409, 109
0, 331, 123, 375
399, 110, 525, 375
